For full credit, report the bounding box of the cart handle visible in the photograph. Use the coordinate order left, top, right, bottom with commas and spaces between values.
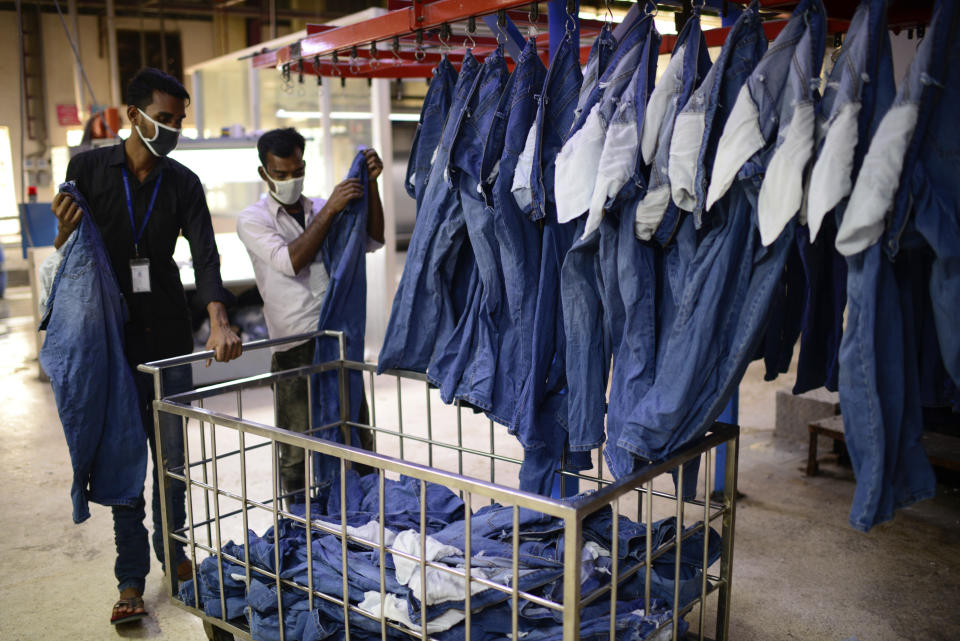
137, 329, 346, 373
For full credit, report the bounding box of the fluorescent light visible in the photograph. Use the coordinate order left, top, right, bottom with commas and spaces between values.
276, 109, 420, 122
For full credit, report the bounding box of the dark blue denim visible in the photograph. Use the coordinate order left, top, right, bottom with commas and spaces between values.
181, 475, 715, 641
310, 151, 373, 486
757, 241, 805, 382
512, 32, 587, 495
405, 57, 458, 209
526, 29, 590, 222
617, 0, 824, 462
889, 0, 960, 386
39, 181, 147, 525
515, 598, 685, 641
427, 50, 510, 407
378, 52, 480, 374
562, 17, 657, 454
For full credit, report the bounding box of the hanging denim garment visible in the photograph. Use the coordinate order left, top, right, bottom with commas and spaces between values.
508, 33, 587, 494
603, 13, 712, 479
459, 39, 547, 427
833, 0, 958, 531
794, 0, 895, 394
40, 182, 146, 524
618, 0, 826, 463
404, 57, 458, 209
427, 49, 510, 407
559, 16, 656, 455
310, 151, 373, 485
378, 52, 480, 374
597, 24, 662, 480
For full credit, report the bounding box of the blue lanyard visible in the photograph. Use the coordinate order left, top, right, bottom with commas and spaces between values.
121, 167, 163, 256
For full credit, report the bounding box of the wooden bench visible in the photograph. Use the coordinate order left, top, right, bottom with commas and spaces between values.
806, 414, 960, 476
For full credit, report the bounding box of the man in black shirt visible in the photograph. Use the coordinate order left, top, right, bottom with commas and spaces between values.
52, 67, 242, 625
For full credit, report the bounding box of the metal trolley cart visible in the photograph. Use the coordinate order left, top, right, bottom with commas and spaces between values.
140, 331, 739, 641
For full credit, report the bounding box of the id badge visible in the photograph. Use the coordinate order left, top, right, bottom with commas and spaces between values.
130, 258, 151, 293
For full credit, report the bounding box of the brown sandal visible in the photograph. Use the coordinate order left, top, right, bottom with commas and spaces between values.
110, 594, 147, 625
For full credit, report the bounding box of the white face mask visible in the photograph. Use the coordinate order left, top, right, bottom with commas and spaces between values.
265, 170, 304, 205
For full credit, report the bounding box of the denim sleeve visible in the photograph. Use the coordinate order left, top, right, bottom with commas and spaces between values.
181, 173, 231, 307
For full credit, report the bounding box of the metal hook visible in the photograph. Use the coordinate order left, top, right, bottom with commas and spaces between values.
692, 0, 706, 15
314, 55, 322, 86
565, 0, 577, 34
496, 9, 507, 47
439, 23, 452, 57
644, 0, 658, 18
349, 47, 361, 75
331, 50, 341, 77
414, 29, 426, 61
391, 36, 402, 65
369, 41, 380, 69
604, 0, 613, 26
297, 58, 304, 84
465, 15, 477, 49
528, 2, 540, 38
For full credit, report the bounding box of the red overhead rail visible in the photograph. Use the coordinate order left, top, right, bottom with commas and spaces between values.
252, 0, 932, 79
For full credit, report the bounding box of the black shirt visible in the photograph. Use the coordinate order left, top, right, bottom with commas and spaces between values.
66, 142, 230, 362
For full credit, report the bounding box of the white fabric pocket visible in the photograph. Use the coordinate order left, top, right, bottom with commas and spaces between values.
758, 102, 815, 246
837, 103, 918, 256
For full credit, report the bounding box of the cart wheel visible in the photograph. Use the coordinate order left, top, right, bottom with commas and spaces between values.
203, 621, 235, 641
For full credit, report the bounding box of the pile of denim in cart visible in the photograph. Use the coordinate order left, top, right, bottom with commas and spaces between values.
179, 471, 720, 641
378, 0, 960, 531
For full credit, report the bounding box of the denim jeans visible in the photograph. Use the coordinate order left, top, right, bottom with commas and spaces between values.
405, 57, 458, 209
473, 39, 546, 428
379, 52, 481, 374
308, 151, 375, 488
512, 32, 587, 494
428, 50, 510, 408
836, 0, 956, 530
113, 363, 192, 593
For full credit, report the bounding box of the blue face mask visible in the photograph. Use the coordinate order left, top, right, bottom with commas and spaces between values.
135, 108, 180, 157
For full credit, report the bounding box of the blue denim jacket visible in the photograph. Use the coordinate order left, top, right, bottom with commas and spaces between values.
379, 52, 481, 375
311, 150, 372, 483
40, 181, 146, 523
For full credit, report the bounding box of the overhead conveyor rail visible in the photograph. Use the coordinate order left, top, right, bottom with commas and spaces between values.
250, 0, 934, 80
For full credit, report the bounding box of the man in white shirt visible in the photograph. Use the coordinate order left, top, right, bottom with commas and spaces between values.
237, 127, 384, 499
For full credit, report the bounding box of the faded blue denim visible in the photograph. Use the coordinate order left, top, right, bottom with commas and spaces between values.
40, 181, 147, 525
618, 0, 825, 462
405, 57, 458, 209
795, 0, 894, 395
378, 52, 480, 374
839, 0, 956, 531
562, 15, 658, 454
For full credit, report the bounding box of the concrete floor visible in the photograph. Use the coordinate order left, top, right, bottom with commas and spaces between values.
1, 283, 959, 641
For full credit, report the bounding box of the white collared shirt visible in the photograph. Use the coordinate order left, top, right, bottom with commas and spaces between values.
237, 193, 379, 351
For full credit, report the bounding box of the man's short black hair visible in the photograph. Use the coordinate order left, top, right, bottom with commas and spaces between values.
125, 67, 190, 109
258, 128, 306, 166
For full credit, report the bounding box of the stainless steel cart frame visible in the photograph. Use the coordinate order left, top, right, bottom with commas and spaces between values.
140, 331, 739, 641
